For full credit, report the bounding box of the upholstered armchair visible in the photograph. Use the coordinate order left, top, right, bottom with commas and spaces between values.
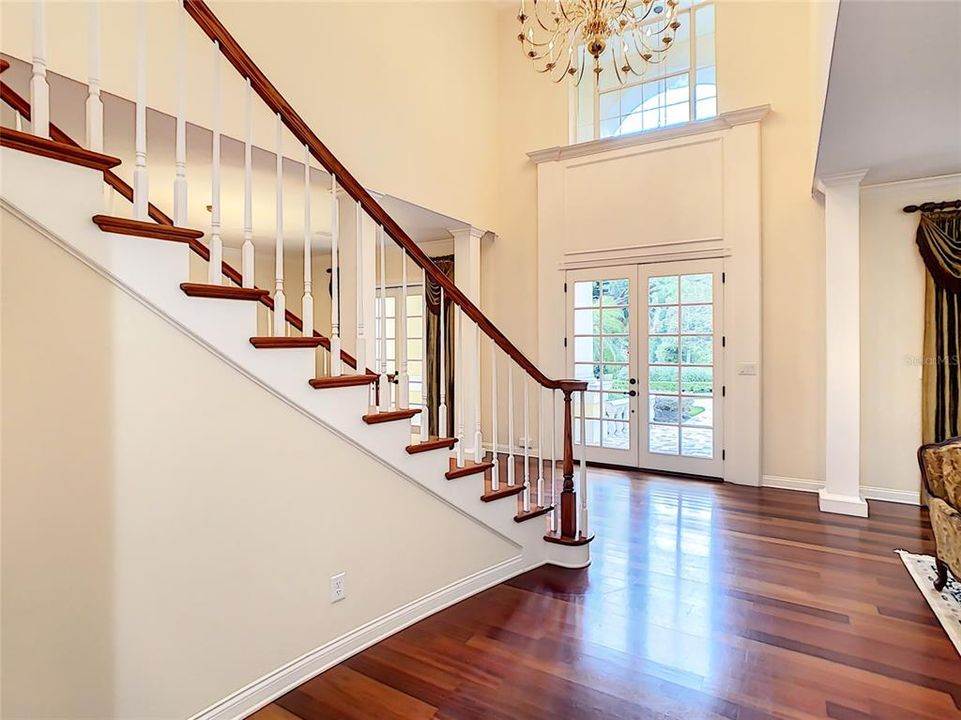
918, 437, 961, 591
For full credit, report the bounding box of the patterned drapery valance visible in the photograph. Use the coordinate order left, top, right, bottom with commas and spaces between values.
918, 212, 961, 294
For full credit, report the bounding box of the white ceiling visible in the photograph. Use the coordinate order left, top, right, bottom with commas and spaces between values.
815, 0, 961, 185
1, 57, 471, 250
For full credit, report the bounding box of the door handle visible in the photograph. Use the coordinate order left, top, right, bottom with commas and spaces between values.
629, 378, 637, 385
629, 390, 637, 397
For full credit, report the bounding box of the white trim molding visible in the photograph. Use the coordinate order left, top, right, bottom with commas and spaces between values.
188, 555, 531, 720
761, 476, 920, 507
528, 105, 770, 164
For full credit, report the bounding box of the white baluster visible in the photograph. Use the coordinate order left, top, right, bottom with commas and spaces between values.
420, 267, 429, 442
455, 307, 465, 467
490, 341, 499, 490
438, 287, 447, 437
30, 0, 49, 138
242, 79, 254, 288
551, 389, 557, 530
329, 175, 341, 373
302, 145, 314, 336
173, 0, 187, 224
523, 377, 531, 512
354, 201, 366, 376
579, 390, 589, 538
133, 1, 148, 219
473, 326, 483, 464
207, 41, 222, 285
85, 1, 103, 152
15, 113, 23, 132
377, 225, 389, 411
273, 113, 286, 336
537, 385, 545, 508
507, 362, 515, 486
398, 253, 409, 409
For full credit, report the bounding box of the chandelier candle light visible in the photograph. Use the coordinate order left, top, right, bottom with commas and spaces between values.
518, 0, 680, 85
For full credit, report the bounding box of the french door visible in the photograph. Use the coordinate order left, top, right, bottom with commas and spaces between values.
567, 260, 724, 478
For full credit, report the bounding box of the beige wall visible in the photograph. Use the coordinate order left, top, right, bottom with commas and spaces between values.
0, 209, 517, 719
859, 174, 961, 497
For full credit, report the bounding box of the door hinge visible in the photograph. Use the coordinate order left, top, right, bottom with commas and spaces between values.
563, 337, 568, 348
722, 385, 726, 397
722, 272, 726, 284
564, 282, 568, 293
722, 449, 726, 461
722, 335, 726, 348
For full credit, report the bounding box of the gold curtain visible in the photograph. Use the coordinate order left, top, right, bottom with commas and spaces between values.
917, 211, 961, 442
424, 255, 455, 438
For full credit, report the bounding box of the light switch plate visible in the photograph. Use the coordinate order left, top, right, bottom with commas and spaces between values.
737, 362, 759, 376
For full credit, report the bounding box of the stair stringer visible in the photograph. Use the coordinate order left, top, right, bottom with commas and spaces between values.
0, 147, 590, 570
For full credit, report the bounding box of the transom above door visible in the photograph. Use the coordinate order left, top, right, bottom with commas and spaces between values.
567, 259, 724, 478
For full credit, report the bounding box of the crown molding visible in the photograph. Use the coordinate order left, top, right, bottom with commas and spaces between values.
814, 168, 869, 196
527, 104, 771, 164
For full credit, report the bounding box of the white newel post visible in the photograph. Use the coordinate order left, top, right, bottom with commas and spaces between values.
273, 113, 286, 336
133, 0, 148, 220
456, 307, 465, 466
85, 1, 103, 152
172, 0, 187, 224
490, 340, 499, 489
354, 202, 366, 377
453, 227, 483, 457
438, 287, 448, 437
523, 377, 531, 512
328, 176, 341, 374
302, 145, 314, 336
420, 267, 429, 441
507, 362, 515, 486
818, 169, 869, 517
207, 41, 222, 285
377, 225, 389, 411
30, 0, 49, 138
579, 390, 589, 537
398, 253, 410, 409
241, 79, 254, 287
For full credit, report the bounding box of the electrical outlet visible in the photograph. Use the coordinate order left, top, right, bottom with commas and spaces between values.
330, 572, 346, 603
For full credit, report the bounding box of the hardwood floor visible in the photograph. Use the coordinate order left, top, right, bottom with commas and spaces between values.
250, 468, 960, 720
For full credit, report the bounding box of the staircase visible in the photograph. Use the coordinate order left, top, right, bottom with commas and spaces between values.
0, 0, 593, 576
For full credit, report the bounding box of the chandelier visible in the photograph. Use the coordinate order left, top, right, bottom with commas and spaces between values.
517, 0, 681, 85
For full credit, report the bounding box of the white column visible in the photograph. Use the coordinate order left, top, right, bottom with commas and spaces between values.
30, 0, 49, 138
579, 390, 589, 536
507, 362, 515, 486
85, 1, 103, 152
377, 225, 389, 411
490, 340, 499, 489
420, 266, 429, 441
302, 145, 314, 336
241, 79, 254, 288
398, 253, 409, 409
452, 227, 484, 457
172, 0, 187, 224
455, 307, 465, 466
329, 176, 341, 373
438, 287, 448, 437
207, 41, 222, 286
133, 1, 148, 220
273, 113, 286, 336
354, 202, 367, 376
522, 377, 531, 511
818, 169, 869, 517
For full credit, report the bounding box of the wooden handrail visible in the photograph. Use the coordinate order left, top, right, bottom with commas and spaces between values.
0, 79, 359, 370
183, 0, 584, 393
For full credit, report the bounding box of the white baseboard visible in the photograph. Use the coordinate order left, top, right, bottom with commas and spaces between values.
761, 475, 920, 506
188, 554, 532, 720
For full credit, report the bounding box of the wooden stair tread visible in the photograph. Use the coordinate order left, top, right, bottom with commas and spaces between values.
309, 373, 378, 389
543, 531, 594, 546
481, 483, 526, 503
92, 214, 204, 242
251, 336, 326, 349
363, 409, 421, 425
406, 437, 457, 454
180, 283, 269, 301
515, 505, 554, 523
1, 126, 122, 171
445, 458, 493, 480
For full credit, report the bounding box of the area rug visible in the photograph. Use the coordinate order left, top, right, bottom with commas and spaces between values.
897, 549, 961, 656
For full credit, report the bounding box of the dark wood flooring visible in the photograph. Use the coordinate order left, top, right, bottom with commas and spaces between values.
250, 468, 960, 720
